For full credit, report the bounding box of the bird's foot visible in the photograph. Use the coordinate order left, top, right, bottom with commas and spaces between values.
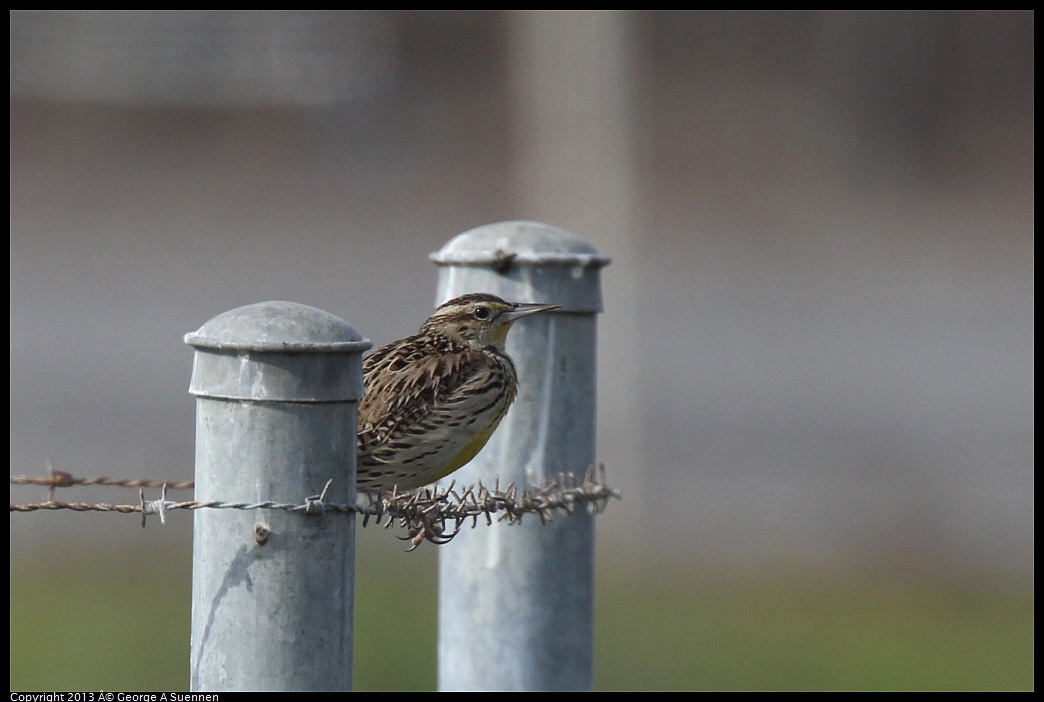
401, 513, 460, 551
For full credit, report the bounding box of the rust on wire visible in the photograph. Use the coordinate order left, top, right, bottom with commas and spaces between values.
11, 474, 195, 491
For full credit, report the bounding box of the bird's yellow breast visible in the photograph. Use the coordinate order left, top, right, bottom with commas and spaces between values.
434, 420, 501, 482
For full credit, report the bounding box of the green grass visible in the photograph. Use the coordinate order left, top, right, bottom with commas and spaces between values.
9, 533, 1033, 691
592, 568, 1033, 690
9, 540, 193, 691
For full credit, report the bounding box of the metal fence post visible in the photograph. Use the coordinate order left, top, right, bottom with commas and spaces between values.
431, 221, 610, 691
185, 301, 371, 691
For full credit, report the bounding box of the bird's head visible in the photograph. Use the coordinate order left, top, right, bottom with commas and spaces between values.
421, 293, 560, 350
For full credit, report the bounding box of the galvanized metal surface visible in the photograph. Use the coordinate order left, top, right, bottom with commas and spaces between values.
186, 301, 370, 691
431, 220, 609, 314
433, 221, 608, 691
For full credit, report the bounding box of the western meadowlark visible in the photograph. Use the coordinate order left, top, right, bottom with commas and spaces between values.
356, 292, 560, 491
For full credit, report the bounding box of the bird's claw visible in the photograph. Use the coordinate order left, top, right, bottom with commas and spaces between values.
400, 514, 461, 551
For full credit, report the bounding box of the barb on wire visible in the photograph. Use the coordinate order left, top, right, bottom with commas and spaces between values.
10, 464, 620, 548
10, 464, 194, 491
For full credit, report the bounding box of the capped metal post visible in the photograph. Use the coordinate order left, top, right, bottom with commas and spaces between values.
185, 301, 371, 691
431, 221, 609, 691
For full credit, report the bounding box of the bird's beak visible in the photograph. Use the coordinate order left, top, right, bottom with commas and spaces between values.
500, 302, 561, 323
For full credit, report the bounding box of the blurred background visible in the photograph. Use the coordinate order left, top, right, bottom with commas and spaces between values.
10, 10, 1033, 690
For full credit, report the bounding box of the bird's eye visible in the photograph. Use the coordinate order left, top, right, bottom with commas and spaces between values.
473, 306, 491, 321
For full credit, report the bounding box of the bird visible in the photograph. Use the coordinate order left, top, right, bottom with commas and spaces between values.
356, 292, 560, 492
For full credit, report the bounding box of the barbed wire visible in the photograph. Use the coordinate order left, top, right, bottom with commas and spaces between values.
10, 473, 195, 490
10, 464, 619, 549
10, 461, 194, 503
